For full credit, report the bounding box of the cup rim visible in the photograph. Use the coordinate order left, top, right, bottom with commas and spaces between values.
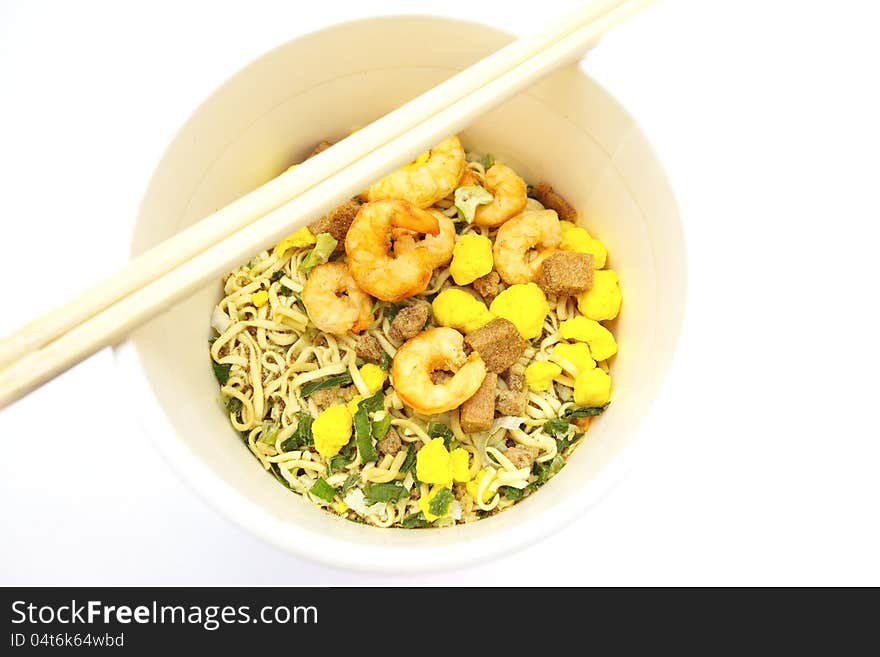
113, 14, 687, 574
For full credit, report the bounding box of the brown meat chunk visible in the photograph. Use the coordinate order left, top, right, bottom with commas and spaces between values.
309, 387, 338, 410
536, 251, 594, 297
472, 271, 503, 303
377, 428, 402, 457
389, 303, 430, 342
505, 444, 540, 470
307, 140, 334, 159
496, 364, 528, 415
531, 182, 578, 222
464, 318, 526, 373
496, 389, 527, 416
504, 364, 526, 392
459, 372, 497, 433
355, 334, 384, 364
308, 198, 361, 251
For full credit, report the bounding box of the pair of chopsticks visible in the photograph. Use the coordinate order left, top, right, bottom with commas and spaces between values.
0, 0, 651, 409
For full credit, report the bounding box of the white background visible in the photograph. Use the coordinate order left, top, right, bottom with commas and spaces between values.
1, 0, 878, 586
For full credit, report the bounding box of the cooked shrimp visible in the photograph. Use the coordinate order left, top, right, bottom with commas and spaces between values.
473, 163, 528, 227
493, 209, 562, 285
391, 327, 487, 415
301, 262, 373, 335
392, 211, 455, 268
366, 136, 466, 208
345, 200, 440, 301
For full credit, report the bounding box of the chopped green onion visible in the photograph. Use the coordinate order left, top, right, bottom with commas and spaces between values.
428, 421, 454, 448
300, 373, 353, 398
480, 153, 495, 170
341, 473, 361, 495
225, 397, 242, 414
370, 299, 384, 314
212, 362, 232, 385
358, 390, 385, 413
500, 486, 523, 500
309, 478, 337, 503
372, 414, 392, 440
363, 483, 409, 505
379, 351, 392, 371
401, 512, 428, 528
543, 418, 571, 439
278, 285, 294, 296
401, 443, 417, 474
298, 233, 337, 274
561, 404, 609, 420
329, 442, 355, 473
354, 406, 378, 464
280, 412, 313, 451
270, 270, 285, 283
428, 488, 455, 517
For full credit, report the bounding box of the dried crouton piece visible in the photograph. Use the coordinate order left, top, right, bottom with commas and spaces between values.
495, 364, 527, 415
464, 318, 526, 373
459, 372, 497, 433
377, 428, 402, 457
530, 182, 577, 222
471, 271, 503, 303
537, 251, 594, 297
389, 303, 430, 342
355, 334, 384, 364
505, 444, 539, 469
309, 198, 361, 251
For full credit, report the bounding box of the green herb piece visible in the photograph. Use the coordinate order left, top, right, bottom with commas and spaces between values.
300, 373, 353, 398
329, 442, 356, 473
280, 412, 314, 451
454, 185, 494, 223
341, 473, 361, 495
561, 403, 609, 420
501, 486, 524, 500
225, 397, 243, 414
480, 153, 495, 170
532, 454, 566, 485
259, 422, 280, 444
212, 362, 232, 385
379, 351, 392, 371
428, 488, 455, 517
298, 233, 338, 274
358, 390, 385, 414
354, 406, 378, 464
268, 466, 296, 492
278, 285, 294, 296
246, 260, 256, 269
370, 299, 384, 314
309, 478, 337, 503
428, 421, 454, 448
270, 270, 285, 283
208, 335, 218, 344
372, 414, 392, 440
363, 483, 408, 505
401, 512, 428, 528
401, 443, 417, 474
543, 417, 571, 439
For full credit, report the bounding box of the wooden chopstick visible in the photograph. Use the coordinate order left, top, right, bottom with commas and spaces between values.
0, 0, 651, 409
0, 0, 628, 374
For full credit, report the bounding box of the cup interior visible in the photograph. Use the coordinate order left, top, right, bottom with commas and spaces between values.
116, 16, 686, 572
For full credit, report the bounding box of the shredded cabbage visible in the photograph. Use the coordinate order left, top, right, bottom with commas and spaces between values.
211, 306, 231, 334
454, 185, 493, 223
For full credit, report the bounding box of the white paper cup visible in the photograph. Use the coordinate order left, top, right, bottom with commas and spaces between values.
115, 16, 686, 573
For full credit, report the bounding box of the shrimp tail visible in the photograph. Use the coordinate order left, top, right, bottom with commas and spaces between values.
393, 201, 440, 236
